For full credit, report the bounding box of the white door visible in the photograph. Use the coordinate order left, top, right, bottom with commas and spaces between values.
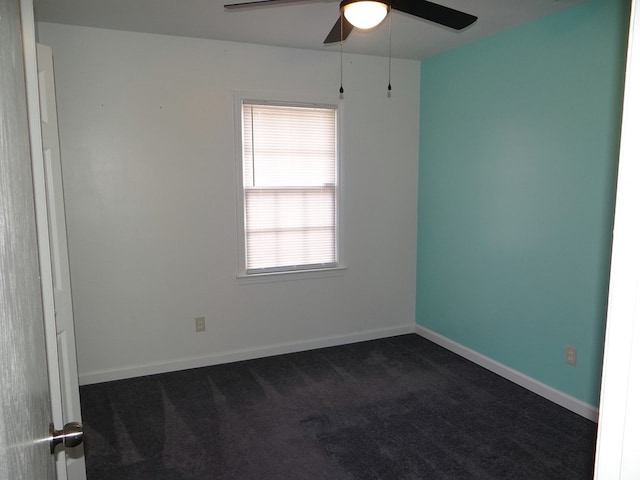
594, 0, 640, 478
35, 42, 87, 480
0, 0, 58, 478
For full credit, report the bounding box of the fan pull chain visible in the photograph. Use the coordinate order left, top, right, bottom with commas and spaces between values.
339, 13, 344, 98
387, 8, 392, 97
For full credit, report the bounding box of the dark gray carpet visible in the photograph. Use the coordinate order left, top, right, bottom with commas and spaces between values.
80, 334, 597, 479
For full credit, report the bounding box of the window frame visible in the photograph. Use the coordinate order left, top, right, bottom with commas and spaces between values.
234, 92, 346, 283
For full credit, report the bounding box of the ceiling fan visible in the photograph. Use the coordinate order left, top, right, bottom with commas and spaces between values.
224, 0, 478, 45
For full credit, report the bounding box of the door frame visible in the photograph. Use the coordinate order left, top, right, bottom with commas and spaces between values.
20, 0, 86, 479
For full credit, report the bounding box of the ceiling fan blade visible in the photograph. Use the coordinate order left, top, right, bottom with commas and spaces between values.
324, 16, 355, 44
392, 0, 477, 30
224, 0, 314, 10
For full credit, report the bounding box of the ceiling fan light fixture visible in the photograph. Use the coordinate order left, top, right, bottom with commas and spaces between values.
341, 0, 389, 30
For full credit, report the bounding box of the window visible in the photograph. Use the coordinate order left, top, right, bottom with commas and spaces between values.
237, 98, 341, 277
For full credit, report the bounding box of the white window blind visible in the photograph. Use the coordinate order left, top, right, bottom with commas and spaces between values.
241, 102, 338, 274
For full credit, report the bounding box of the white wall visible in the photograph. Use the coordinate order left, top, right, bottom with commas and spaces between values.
37, 23, 420, 384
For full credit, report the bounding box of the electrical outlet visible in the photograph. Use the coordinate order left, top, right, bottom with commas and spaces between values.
566, 345, 577, 366
195, 316, 206, 333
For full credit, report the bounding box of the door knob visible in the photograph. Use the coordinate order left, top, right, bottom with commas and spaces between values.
49, 422, 83, 454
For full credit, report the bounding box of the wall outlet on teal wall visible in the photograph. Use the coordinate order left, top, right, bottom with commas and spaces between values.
566, 345, 577, 366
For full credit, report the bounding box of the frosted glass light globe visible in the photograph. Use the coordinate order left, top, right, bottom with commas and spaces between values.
342, 1, 388, 30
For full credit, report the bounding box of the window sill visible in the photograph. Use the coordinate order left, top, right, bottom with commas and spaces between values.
237, 266, 347, 285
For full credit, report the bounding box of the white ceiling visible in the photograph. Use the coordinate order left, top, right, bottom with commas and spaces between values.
33, 0, 585, 60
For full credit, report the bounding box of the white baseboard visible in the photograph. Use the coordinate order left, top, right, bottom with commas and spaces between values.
80, 323, 600, 422
415, 325, 599, 422
79, 324, 415, 385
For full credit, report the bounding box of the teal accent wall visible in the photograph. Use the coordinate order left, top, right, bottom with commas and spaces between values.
416, 0, 630, 407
